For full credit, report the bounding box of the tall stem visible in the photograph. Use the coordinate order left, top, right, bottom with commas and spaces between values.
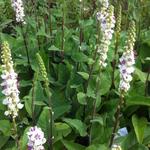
89, 68, 101, 144
111, 3, 121, 89
61, 2, 65, 61
109, 93, 124, 147
111, 32, 120, 89
77, 0, 84, 71
31, 73, 37, 125
13, 118, 20, 150
45, 84, 53, 150
82, 21, 101, 120
49, 0, 52, 38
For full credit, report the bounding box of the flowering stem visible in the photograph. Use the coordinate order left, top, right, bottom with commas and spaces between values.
82, 22, 100, 121
13, 118, 20, 150
109, 93, 124, 147
111, 32, 120, 89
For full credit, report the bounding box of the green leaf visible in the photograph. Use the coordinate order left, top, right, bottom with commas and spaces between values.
0, 120, 11, 136
71, 52, 88, 62
127, 96, 150, 107
86, 144, 108, 150
54, 122, 72, 142
0, 136, 9, 149
37, 107, 51, 138
48, 45, 61, 51
132, 115, 147, 144
90, 116, 104, 126
77, 72, 89, 80
53, 104, 71, 119
20, 127, 30, 150
100, 71, 111, 95
77, 92, 87, 105
135, 68, 147, 83
62, 140, 85, 150
63, 118, 87, 136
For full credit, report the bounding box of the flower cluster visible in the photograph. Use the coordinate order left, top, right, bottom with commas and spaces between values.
11, 0, 25, 23
36, 53, 49, 87
115, 4, 122, 35
27, 126, 46, 150
96, 0, 115, 68
1, 41, 23, 118
118, 21, 136, 93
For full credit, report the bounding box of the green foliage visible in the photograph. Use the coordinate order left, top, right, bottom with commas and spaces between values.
0, 0, 150, 149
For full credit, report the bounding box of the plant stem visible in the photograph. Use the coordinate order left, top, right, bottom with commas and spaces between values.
80, 0, 84, 47
61, 2, 65, 61
109, 93, 124, 147
13, 118, 20, 150
89, 68, 101, 144
45, 84, 53, 150
111, 32, 120, 89
82, 21, 101, 121
48, 0, 52, 38
21, 24, 30, 67
145, 68, 150, 96
31, 73, 37, 126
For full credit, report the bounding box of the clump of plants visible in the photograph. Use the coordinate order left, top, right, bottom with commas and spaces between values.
0, 0, 150, 150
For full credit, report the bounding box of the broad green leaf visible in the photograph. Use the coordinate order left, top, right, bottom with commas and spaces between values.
100, 72, 111, 95
90, 116, 104, 126
77, 92, 87, 105
63, 118, 87, 136
0, 120, 11, 136
86, 144, 108, 150
37, 107, 51, 138
0, 136, 9, 149
54, 122, 72, 142
62, 140, 85, 150
48, 45, 61, 51
135, 68, 147, 83
127, 96, 150, 107
20, 127, 30, 150
71, 52, 88, 62
132, 115, 147, 143
77, 72, 89, 80
53, 104, 71, 119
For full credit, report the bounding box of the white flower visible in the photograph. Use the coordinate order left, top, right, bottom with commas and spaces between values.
1, 42, 24, 118
97, 2, 115, 68
11, 0, 25, 23
119, 50, 135, 92
27, 126, 46, 150
111, 144, 122, 150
